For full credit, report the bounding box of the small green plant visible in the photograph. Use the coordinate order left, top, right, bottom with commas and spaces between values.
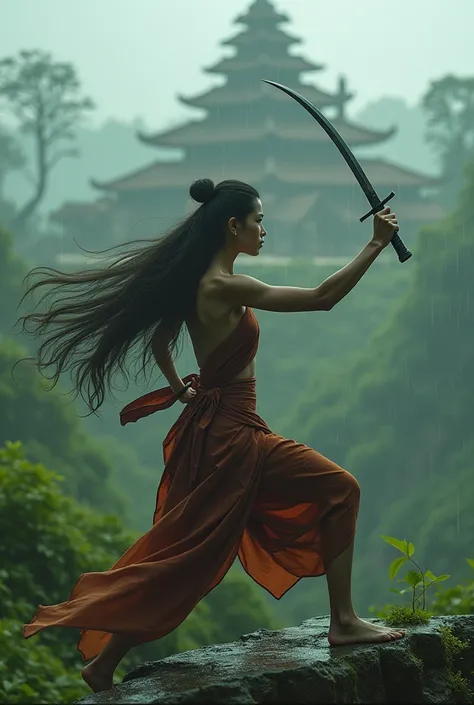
381, 535, 450, 612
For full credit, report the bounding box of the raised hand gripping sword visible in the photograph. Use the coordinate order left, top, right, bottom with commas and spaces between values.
262, 80, 412, 263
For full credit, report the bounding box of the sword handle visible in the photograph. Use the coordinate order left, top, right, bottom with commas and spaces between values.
360, 191, 412, 263
389, 231, 412, 263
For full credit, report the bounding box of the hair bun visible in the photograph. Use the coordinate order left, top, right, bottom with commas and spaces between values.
189, 178, 216, 205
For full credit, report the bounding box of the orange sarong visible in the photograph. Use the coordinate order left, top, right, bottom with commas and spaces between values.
23, 308, 360, 661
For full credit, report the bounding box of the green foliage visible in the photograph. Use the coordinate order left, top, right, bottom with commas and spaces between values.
0, 337, 127, 515
0, 441, 136, 701
0, 225, 28, 333
381, 535, 450, 612
430, 559, 474, 616
0, 127, 24, 223
378, 605, 430, 626
0, 124, 24, 179
422, 74, 474, 205
446, 670, 472, 704
433, 584, 474, 615
439, 626, 472, 702
440, 626, 469, 664
372, 556, 474, 629
372, 571, 473, 701
0, 618, 88, 704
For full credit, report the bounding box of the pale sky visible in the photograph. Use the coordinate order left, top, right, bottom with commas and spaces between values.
1, 0, 472, 129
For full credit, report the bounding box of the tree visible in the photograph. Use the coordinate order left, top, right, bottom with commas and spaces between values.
422, 74, 474, 205
0, 124, 25, 222
0, 225, 27, 333
0, 50, 95, 232
0, 123, 24, 191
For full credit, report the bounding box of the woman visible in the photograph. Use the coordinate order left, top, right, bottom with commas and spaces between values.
20, 178, 404, 693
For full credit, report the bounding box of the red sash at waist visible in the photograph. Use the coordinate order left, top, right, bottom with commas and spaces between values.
120, 373, 198, 426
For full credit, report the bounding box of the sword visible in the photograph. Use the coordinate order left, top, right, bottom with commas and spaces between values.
262, 80, 412, 263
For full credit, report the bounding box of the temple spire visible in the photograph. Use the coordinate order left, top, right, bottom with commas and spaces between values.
234, 0, 290, 28
334, 76, 354, 120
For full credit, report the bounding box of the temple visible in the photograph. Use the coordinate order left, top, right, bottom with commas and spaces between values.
52, 0, 443, 257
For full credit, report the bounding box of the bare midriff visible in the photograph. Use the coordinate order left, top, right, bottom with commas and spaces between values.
234, 358, 256, 381
187, 305, 256, 384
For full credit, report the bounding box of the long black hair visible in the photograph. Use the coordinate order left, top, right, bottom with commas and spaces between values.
15, 178, 260, 415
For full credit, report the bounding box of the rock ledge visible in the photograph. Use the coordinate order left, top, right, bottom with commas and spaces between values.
77, 615, 474, 704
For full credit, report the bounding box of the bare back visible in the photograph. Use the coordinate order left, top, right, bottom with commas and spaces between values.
185, 272, 256, 380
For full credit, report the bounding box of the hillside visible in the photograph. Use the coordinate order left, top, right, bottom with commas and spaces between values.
276, 162, 474, 622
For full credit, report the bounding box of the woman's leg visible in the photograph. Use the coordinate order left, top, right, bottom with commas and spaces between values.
325, 538, 405, 645
242, 434, 405, 645
81, 633, 139, 692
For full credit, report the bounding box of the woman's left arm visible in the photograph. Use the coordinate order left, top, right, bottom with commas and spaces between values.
151, 325, 186, 395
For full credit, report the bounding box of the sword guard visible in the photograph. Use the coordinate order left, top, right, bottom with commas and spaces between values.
359, 191, 412, 263
359, 191, 396, 222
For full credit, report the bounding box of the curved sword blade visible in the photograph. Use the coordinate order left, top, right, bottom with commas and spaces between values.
262, 79, 380, 209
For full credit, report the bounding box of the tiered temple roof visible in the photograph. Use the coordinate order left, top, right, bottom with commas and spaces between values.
92, 157, 433, 192
176, 83, 336, 110
136, 119, 395, 150
221, 27, 303, 49
204, 54, 322, 75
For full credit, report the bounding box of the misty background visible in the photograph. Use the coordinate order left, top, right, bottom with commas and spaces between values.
0, 1, 473, 702
2, 0, 471, 217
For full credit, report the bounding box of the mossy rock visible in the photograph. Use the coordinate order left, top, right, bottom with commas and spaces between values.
75, 615, 474, 704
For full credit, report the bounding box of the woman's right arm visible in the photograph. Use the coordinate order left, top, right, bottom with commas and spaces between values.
207, 208, 399, 313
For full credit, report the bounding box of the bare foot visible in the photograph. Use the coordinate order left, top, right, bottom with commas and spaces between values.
81, 659, 115, 693
328, 616, 406, 646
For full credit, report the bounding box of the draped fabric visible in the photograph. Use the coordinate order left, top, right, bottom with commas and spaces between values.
24, 308, 360, 661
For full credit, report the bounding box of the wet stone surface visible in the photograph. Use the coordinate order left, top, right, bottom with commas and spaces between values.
76, 615, 474, 704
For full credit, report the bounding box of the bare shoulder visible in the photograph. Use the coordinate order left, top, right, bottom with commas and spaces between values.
199, 271, 267, 317
203, 272, 259, 299
188, 275, 246, 360
197, 272, 237, 322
